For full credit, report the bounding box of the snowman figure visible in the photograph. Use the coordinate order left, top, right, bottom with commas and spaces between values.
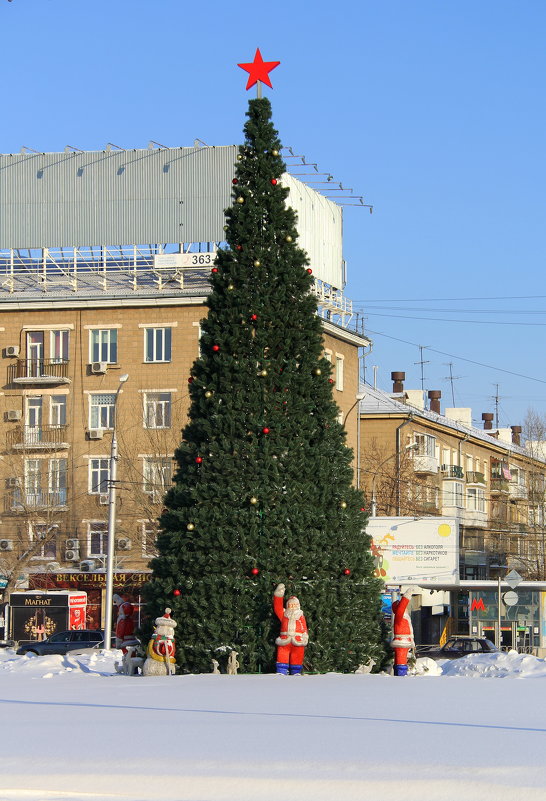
142, 608, 177, 676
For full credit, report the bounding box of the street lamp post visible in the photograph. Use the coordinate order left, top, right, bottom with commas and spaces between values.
344, 392, 365, 489
103, 373, 129, 651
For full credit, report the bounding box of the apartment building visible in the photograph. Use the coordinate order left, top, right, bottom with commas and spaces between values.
0, 145, 369, 613
359, 373, 546, 582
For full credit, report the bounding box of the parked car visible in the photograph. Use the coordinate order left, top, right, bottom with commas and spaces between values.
16, 630, 112, 656
416, 635, 500, 661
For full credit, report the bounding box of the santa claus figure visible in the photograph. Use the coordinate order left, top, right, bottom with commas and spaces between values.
273, 583, 308, 675
113, 593, 135, 652
391, 587, 415, 676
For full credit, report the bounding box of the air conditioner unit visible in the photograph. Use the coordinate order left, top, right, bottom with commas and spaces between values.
90, 361, 108, 374
116, 537, 132, 551
65, 538, 79, 550
98, 493, 109, 505
88, 429, 103, 440
46, 561, 61, 571
65, 548, 79, 562
80, 559, 96, 572
4, 345, 20, 357
0, 539, 13, 551
6, 410, 22, 421
6, 477, 20, 488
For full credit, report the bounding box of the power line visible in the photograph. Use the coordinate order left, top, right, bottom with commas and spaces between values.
354, 294, 546, 302
361, 312, 546, 326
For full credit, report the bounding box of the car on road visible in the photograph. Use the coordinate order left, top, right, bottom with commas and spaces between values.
416, 635, 500, 661
16, 630, 112, 656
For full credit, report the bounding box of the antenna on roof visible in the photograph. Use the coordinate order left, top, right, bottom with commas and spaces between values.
148, 141, 169, 150
20, 146, 41, 154
64, 145, 84, 153
193, 139, 209, 149
106, 143, 126, 151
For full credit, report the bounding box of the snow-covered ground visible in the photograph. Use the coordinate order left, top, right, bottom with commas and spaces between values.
1, 648, 546, 801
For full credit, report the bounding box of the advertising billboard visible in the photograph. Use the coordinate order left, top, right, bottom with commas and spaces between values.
367, 517, 459, 585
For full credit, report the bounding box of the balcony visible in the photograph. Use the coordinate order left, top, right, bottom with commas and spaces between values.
5, 490, 68, 513
508, 483, 528, 501
441, 465, 464, 479
490, 478, 510, 495
8, 359, 70, 386
7, 425, 69, 451
466, 471, 485, 485
413, 455, 439, 474
463, 509, 488, 528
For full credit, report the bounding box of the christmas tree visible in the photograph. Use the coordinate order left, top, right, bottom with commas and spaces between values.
143, 94, 387, 674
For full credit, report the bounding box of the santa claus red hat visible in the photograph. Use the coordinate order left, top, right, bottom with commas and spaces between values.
286, 596, 300, 606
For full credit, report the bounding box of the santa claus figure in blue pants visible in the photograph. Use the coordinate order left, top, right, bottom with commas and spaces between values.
273, 583, 309, 675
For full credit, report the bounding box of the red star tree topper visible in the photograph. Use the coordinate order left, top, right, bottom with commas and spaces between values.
237, 48, 280, 90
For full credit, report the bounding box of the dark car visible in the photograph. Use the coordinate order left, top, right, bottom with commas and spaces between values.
16, 629, 110, 656
416, 635, 500, 661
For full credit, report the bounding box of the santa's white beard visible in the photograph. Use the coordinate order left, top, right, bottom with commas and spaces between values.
285, 607, 303, 621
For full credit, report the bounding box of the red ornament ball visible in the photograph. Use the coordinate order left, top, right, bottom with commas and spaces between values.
211, 267, 218, 274
328, 378, 334, 384
236, 244, 243, 251
250, 314, 258, 321
251, 568, 260, 576
306, 268, 313, 275
232, 178, 238, 184
212, 345, 220, 352
360, 507, 366, 512
343, 569, 351, 576
173, 589, 181, 596
195, 456, 203, 464
188, 376, 194, 383
262, 427, 270, 434
270, 178, 278, 185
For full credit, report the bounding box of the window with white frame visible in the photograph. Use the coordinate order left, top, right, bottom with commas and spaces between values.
467, 486, 486, 512
144, 392, 172, 429
443, 481, 464, 508
49, 458, 67, 505
89, 522, 108, 557
30, 523, 58, 559
50, 330, 69, 363
143, 457, 172, 501
90, 329, 117, 364
89, 458, 110, 494
529, 505, 545, 527
50, 395, 67, 427
144, 327, 172, 363
141, 521, 158, 556
335, 354, 344, 391
24, 459, 42, 506
90, 393, 116, 430
415, 433, 436, 457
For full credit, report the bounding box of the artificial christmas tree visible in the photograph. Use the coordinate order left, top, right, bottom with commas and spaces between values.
143, 88, 387, 673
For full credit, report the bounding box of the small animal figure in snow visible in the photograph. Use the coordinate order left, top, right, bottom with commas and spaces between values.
227, 651, 239, 675
116, 643, 145, 676
355, 657, 376, 674
142, 608, 177, 676
211, 659, 221, 674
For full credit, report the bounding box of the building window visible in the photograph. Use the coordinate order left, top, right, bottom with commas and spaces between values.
335, 354, 344, 391
49, 458, 67, 505
467, 487, 485, 513
50, 330, 69, 363
89, 458, 110, 494
143, 457, 172, 502
90, 329, 117, 364
50, 395, 67, 427
30, 523, 58, 560
141, 521, 158, 556
90, 393, 116, 430
144, 327, 172, 363
24, 458, 42, 506
415, 433, 436, 457
144, 392, 172, 429
443, 481, 464, 508
89, 522, 108, 557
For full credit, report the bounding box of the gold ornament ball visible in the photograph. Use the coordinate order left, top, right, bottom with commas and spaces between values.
259, 369, 268, 377
187, 523, 195, 531
272, 149, 279, 156
237, 154, 243, 160
227, 284, 234, 291
340, 501, 347, 509
285, 235, 293, 243
204, 390, 213, 399
250, 496, 258, 505
236, 196, 245, 204
253, 260, 261, 267
314, 368, 322, 375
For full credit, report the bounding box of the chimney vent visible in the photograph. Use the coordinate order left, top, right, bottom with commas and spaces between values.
511, 425, 522, 446
428, 390, 441, 414
391, 371, 405, 393
482, 413, 494, 431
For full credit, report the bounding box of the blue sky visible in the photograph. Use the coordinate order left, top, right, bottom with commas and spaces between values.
1, 0, 545, 431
